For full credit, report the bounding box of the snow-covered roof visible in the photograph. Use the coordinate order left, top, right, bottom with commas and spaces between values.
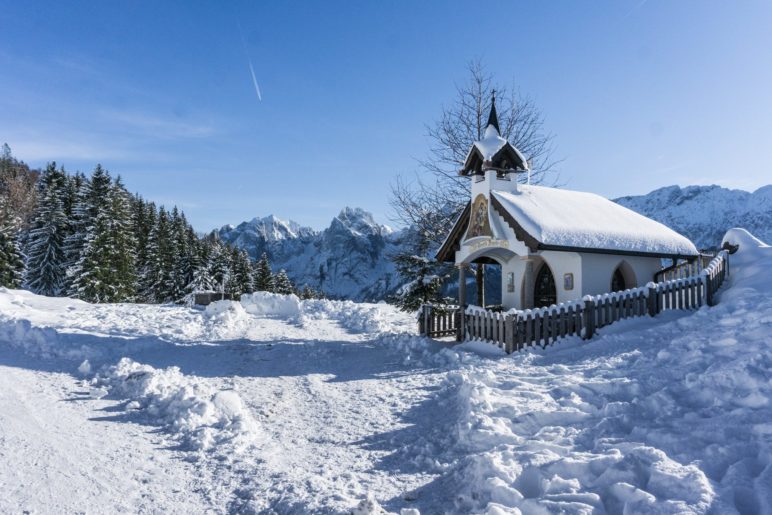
492, 186, 699, 256
463, 125, 528, 169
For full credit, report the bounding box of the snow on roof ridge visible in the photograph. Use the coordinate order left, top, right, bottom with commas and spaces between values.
492, 185, 698, 256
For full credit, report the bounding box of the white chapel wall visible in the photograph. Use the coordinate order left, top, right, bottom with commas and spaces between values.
580, 254, 662, 295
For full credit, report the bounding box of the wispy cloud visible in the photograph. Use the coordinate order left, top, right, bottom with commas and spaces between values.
7, 138, 129, 163
99, 109, 215, 139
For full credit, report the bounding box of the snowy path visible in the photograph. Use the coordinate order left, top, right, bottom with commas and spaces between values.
0, 293, 450, 513
0, 350, 210, 514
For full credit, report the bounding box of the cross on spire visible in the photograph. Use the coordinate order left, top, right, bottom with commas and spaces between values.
486, 89, 500, 134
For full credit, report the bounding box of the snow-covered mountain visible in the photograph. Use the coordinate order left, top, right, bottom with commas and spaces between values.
614, 184, 772, 250
217, 208, 410, 301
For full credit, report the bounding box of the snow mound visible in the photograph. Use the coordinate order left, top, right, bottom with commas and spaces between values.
203, 300, 254, 339
722, 227, 770, 253
0, 318, 99, 360
240, 291, 301, 319
300, 298, 390, 333
239, 291, 405, 334
93, 358, 258, 453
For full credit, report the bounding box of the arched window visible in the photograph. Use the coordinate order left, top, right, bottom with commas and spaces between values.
611, 267, 626, 292
534, 264, 556, 307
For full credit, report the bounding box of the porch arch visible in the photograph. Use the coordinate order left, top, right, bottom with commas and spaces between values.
611, 260, 637, 292
459, 247, 518, 308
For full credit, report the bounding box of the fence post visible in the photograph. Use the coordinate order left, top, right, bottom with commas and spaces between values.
646, 282, 657, 317
583, 296, 595, 340
703, 271, 712, 307
505, 314, 515, 354
418, 305, 425, 335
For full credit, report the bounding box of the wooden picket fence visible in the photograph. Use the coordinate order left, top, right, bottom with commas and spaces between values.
419, 251, 729, 353
418, 304, 460, 338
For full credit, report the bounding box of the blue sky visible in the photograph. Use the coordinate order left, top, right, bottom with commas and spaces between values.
1, 1, 770, 232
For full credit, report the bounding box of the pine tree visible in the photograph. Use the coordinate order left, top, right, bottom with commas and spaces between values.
392, 235, 449, 312
299, 284, 322, 300
253, 252, 274, 292
273, 269, 295, 295
0, 224, 23, 288
187, 238, 214, 294
136, 201, 158, 301
64, 165, 110, 297
69, 177, 137, 302
227, 247, 254, 297
169, 207, 192, 302
105, 177, 137, 302
209, 236, 231, 294
69, 207, 111, 302
24, 164, 68, 296
145, 206, 175, 303
63, 173, 91, 295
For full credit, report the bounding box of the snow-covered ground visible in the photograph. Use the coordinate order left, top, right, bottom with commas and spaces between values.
1, 229, 770, 514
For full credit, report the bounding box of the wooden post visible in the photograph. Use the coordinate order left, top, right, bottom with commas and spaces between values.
647, 282, 657, 317
703, 271, 712, 307
476, 263, 485, 308
505, 314, 515, 354
457, 263, 468, 341
583, 296, 595, 340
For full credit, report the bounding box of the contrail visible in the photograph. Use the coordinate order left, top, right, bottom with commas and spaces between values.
237, 22, 262, 102
247, 59, 262, 101
623, 0, 648, 19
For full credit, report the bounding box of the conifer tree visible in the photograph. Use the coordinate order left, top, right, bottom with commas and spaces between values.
63, 173, 91, 295
24, 164, 68, 296
145, 206, 175, 302
273, 269, 295, 295
187, 238, 213, 294
0, 224, 23, 288
253, 252, 274, 292
69, 177, 137, 302
136, 201, 158, 301
392, 235, 449, 312
169, 207, 193, 302
69, 206, 111, 302
209, 236, 231, 294
299, 284, 323, 300
105, 177, 137, 302
228, 247, 254, 296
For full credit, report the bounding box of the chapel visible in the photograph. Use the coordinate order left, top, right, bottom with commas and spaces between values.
435, 94, 699, 310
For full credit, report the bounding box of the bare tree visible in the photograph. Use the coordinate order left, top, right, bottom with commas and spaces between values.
391, 60, 560, 247
0, 143, 38, 231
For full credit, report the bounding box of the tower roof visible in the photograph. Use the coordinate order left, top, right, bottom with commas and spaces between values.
486, 90, 500, 134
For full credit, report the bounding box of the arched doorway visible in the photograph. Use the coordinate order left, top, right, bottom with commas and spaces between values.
611, 261, 636, 292
534, 264, 557, 308
611, 267, 626, 292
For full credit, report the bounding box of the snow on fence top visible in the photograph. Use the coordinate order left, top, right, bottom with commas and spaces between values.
493, 186, 699, 256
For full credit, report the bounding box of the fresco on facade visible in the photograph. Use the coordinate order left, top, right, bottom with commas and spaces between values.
466, 194, 493, 239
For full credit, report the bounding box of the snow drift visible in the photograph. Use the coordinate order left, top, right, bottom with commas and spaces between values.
93, 358, 259, 454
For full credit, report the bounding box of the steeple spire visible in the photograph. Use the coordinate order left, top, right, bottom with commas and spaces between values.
486, 89, 500, 134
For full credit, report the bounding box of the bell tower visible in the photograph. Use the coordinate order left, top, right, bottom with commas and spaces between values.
458, 92, 528, 179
